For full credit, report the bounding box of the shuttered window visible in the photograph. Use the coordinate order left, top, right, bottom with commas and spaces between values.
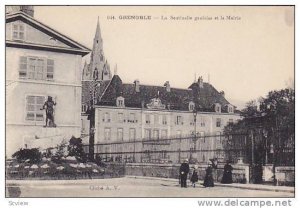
19, 56, 27, 78
47, 59, 54, 79
26, 96, 45, 121
19, 56, 54, 80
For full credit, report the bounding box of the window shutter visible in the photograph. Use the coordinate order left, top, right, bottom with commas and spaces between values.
47, 59, 54, 80
26, 95, 45, 121
19, 56, 27, 78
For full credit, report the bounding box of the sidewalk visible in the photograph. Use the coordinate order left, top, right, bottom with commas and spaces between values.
6, 175, 295, 194
126, 176, 295, 193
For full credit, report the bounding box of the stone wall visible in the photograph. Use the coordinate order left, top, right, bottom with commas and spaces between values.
275, 166, 294, 186
262, 165, 294, 186
125, 163, 249, 183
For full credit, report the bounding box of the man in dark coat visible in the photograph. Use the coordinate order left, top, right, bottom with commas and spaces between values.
221, 161, 233, 184
179, 159, 190, 188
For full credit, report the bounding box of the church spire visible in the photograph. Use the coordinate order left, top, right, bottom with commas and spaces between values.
82, 17, 111, 81
94, 16, 102, 42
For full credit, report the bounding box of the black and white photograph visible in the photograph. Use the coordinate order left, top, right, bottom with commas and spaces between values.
4, 4, 295, 203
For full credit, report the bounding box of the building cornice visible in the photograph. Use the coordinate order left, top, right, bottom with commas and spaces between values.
94, 105, 241, 116
6, 123, 81, 128
6, 41, 90, 56
7, 79, 82, 87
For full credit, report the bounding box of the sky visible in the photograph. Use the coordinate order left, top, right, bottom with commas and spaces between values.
34, 6, 294, 109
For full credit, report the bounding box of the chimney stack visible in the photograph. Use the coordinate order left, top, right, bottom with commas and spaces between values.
164, 81, 171, 92
134, 79, 140, 92
220, 90, 225, 97
6, 6, 34, 17
198, 76, 203, 88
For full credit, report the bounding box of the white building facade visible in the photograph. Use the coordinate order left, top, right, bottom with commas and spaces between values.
6, 9, 90, 157
82, 75, 242, 163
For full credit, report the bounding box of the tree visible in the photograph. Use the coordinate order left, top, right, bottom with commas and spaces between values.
241, 99, 260, 117
259, 88, 295, 165
224, 88, 295, 166
67, 136, 87, 163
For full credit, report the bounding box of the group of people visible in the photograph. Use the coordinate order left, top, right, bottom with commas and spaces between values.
179, 159, 233, 188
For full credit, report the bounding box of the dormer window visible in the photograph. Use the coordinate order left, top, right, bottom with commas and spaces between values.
215, 103, 221, 113
116, 96, 125, 107
227, 105, 234, 113
189, 101, 195, 111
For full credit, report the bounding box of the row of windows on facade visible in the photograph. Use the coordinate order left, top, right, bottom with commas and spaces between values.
95, 150, 219, 163
82, 99, 234, 114
114, 97, 234, 113
103, 128, 175, 141
100, 112, 232, 127
24, 97, 233, 126
102, 128, 223, 146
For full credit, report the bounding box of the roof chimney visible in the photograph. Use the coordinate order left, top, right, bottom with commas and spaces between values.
134, 79, 140, 92
164, 81, 171, 92
114, 64, 118, 75
6, 6, 34, 17
198, 76, 203, 88
220, 90, 225, 97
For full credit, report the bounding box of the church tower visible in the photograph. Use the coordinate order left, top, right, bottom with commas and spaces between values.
82, 18, 112, 81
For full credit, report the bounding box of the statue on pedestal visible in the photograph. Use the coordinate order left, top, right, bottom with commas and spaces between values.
41, 96, 56, 127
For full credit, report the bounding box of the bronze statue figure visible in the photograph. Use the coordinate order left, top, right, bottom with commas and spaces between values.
41, 96, 56, 127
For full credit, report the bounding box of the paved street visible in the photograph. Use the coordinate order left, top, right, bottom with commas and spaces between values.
6, 177, 294, 197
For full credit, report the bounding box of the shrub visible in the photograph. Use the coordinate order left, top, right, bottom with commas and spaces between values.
67, 136, 87, 163
95, 154, 107, 167
42, 147, 54, 158
12, 148, 42, 164
51, 140, 68, 164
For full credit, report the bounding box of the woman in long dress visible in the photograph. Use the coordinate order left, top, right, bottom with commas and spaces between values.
221, 161, 233, 184
203, 163, 214, 187
190, 166, 199, 188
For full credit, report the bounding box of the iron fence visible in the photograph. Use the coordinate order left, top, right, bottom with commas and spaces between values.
83, 131, 294, 167
83, 133, 250, 164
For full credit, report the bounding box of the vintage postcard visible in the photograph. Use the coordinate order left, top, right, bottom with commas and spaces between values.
5, 5, 294, 201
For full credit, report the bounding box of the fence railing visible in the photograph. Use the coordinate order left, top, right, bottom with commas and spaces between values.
83, 132, 294, 166
83, 133, 249, 164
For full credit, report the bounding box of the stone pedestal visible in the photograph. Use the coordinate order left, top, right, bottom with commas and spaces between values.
25, 127, 65, 150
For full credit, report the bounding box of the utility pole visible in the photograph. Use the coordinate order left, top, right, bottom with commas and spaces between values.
88, 81, 100, 161
190, 109, 198, 163
250, 129, 255, 183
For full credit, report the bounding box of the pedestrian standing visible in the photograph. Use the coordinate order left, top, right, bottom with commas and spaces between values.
179, 159, 190, 188
221, 161, 233, 184
203, 162, 214, 187
190, 165, 199, 188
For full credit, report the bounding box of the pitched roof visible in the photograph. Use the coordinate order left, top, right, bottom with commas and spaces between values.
97, 75, 233, 112
188, 82, 231, 111
6, 11, 91, 56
